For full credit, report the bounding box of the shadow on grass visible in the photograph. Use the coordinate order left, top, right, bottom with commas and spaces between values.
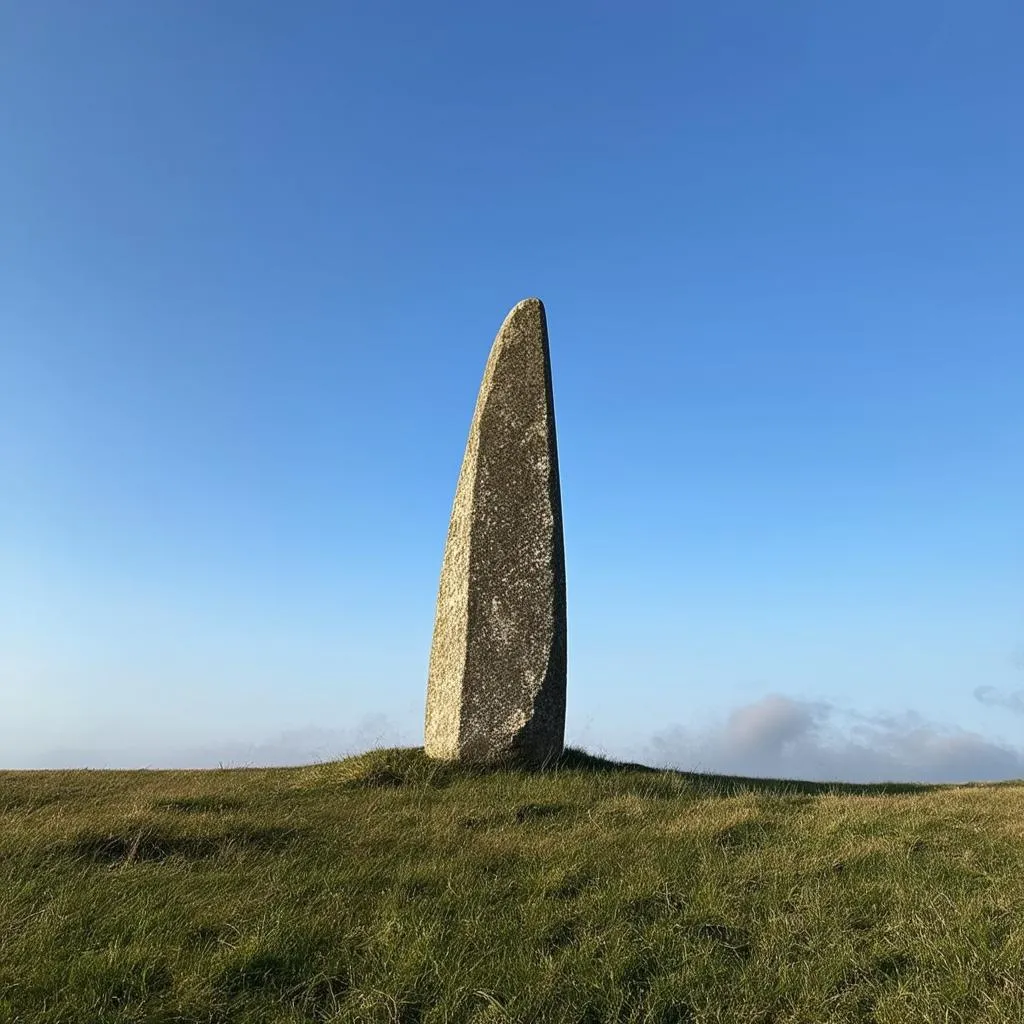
305, 745, 982, 798
214, 943, 349, 1005
554, 747, 957, 796
66, 825, 305, 866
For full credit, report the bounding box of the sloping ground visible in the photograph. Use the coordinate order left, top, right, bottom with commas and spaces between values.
2, 747, 1023, 1023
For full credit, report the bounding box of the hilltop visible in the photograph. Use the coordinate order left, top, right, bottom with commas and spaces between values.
2, 747, 1023, 1023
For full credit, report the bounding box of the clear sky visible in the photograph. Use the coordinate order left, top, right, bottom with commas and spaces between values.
3, 2, 1023, 781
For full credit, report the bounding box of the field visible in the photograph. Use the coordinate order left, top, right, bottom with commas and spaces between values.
2, 746, 1023, 1023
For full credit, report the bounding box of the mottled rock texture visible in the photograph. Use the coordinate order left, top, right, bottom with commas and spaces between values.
424, 297, 567, 767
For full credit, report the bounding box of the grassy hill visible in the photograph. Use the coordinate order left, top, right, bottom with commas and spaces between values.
2, 746, 1023, 1023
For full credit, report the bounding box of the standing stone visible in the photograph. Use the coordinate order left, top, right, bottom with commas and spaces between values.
424, 297, 567, 767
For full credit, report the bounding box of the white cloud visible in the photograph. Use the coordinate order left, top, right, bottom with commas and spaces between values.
629, 693, 1024, 784
974, 685, 1024, 717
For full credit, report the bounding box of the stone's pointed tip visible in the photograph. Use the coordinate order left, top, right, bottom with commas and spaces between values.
500, 297, 546, 334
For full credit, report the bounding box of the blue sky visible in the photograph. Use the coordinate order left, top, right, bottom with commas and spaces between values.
3, 2, 1023, 780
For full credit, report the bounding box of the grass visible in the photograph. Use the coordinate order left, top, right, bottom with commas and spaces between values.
2, 746, 1024, 1023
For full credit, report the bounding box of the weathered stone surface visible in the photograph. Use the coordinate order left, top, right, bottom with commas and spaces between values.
424, 297, 567, 767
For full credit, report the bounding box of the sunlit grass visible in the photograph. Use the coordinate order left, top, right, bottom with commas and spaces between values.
2, 747, 1023, 1022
